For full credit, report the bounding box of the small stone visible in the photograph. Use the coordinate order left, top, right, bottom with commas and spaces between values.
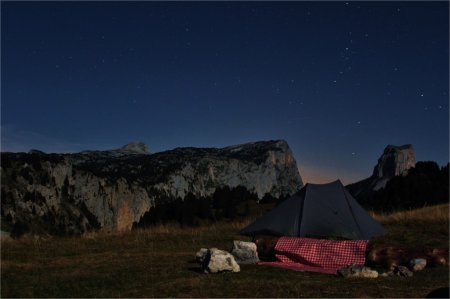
195, 248, 208, 263
337, 264, 378, 278
409, 258, 426, 271
360, 267, 379, 278
395, 265, 413, 277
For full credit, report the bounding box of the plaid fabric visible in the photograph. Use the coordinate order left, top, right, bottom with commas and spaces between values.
258, 236, 368, 275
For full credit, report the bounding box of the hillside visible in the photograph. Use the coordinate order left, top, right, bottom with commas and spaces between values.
1, 140, 303, 237
349, 162, 449, 212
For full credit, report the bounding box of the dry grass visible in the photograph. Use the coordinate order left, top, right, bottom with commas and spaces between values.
372, 203, 449, 223
2, 205, 449, 298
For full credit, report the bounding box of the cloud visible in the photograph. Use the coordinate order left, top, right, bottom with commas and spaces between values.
1, 124, 87, 153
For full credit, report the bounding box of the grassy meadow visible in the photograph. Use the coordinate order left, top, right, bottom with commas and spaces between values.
1, 204, 449, 298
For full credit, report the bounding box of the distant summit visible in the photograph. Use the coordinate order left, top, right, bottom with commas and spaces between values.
118, 141, 150, 155
372, 144, 416, 189
347, 144, 416, 197
80, 141, 151, 157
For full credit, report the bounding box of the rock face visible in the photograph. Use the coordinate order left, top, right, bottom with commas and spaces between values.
202, 248, 240, 273
346, 144, 416, 197
1, 140, 303, 236
371, 144, 416, 190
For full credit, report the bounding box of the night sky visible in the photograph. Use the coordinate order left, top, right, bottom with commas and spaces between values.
2, 2, 449, 184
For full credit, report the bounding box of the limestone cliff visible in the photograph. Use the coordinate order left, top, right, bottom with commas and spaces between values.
346, 144, 416, 197
1, 140, 303, 236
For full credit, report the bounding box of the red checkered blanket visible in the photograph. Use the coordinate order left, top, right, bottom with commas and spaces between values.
258, 237, 368, 275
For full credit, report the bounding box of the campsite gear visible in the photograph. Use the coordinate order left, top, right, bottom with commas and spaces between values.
258, 236, 368, 275
254, 235, 280, 261
240, 180, 385, 240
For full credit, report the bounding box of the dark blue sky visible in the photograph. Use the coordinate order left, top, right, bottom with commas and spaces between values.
2, 2, 448, 184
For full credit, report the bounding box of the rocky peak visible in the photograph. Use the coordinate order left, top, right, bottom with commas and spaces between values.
118, 141, 150, 155
79, 141, 150, 158
373, 144, 416, 179
347, 144, 417, 196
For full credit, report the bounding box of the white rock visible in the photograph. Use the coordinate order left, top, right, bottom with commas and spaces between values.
231, 240, 259, 264
338, 264, 378, 278
409, 258, 427, 271
203, 248, 240, 273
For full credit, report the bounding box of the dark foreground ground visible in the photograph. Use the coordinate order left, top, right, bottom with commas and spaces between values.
1, 204, 449, 298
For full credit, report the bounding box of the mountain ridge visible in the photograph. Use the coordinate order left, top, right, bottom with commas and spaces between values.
1, 139, 303, 236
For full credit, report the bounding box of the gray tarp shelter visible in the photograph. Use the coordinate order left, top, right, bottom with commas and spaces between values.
240, 180, 385, 240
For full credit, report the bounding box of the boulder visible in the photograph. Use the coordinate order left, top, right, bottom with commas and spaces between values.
231, 240, 259, 264
202, 248, 240, 273
409, 258, 427, 271
195, 248, 208, 263
337, 264, 378, 278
